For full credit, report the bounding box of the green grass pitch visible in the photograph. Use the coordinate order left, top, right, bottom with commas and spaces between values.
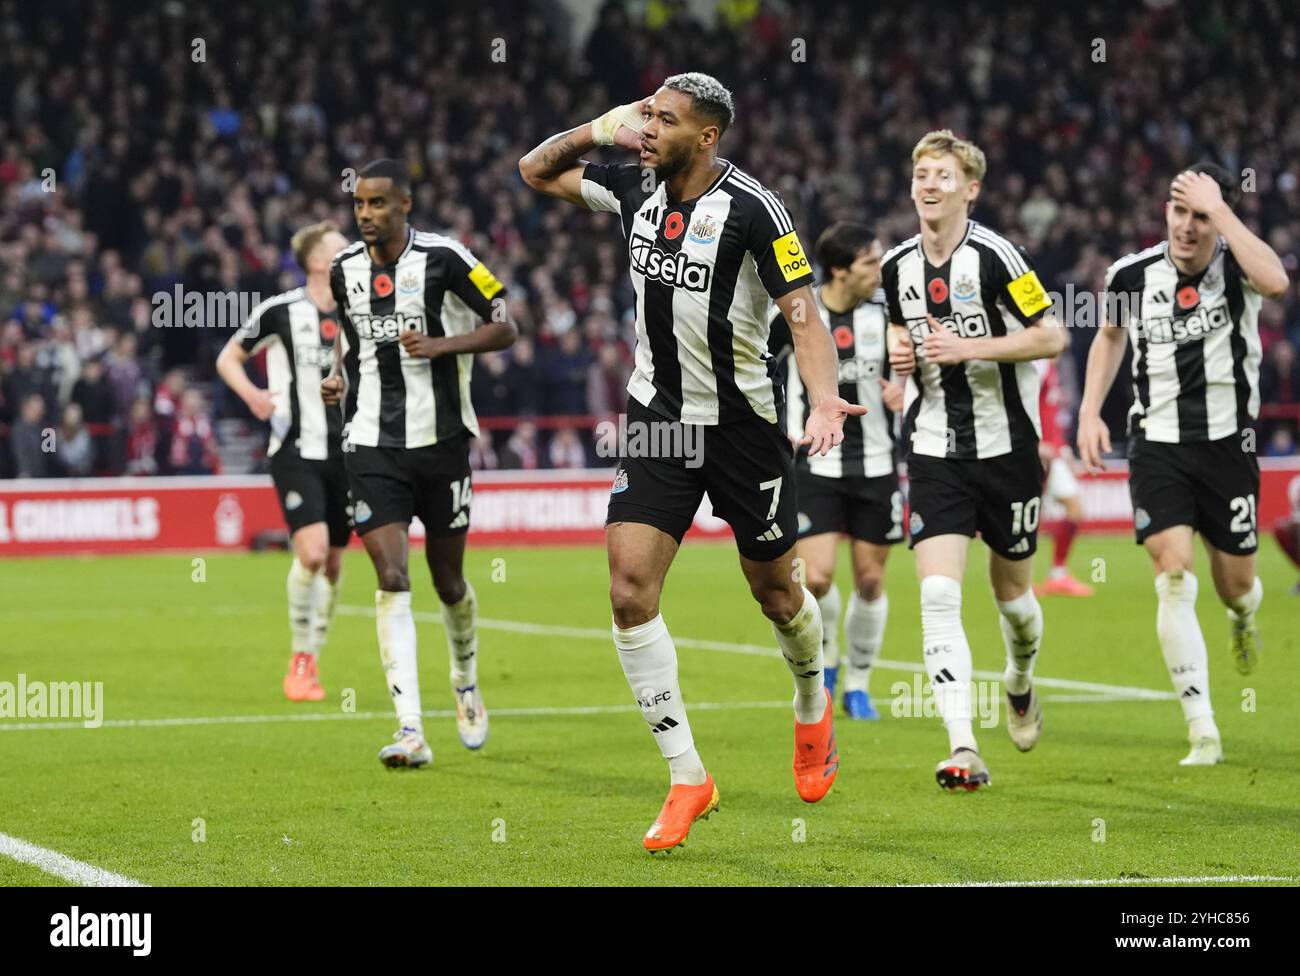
1, 535, 1297, 886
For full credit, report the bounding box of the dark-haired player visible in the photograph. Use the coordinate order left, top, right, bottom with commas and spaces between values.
884, 130, 1067, 791
770, 221, 903, 720
519, 72, 864, 850
321, 159, 518, 768
1078, 163, 1288, 765
217, 221, 349, 702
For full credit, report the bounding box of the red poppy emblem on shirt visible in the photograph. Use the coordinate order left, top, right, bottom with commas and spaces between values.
928, 277, 949, 304
833, 325, 855, 350
665, 212, 685, 240
374, 273, 394, 298
319, 318, 338, 341
1176, 285, 1199, 309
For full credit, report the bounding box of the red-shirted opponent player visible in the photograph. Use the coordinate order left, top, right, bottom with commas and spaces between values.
1034, 357, 1093, 597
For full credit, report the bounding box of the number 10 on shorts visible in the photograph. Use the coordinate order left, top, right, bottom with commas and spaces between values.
1011, 498, 1040, 534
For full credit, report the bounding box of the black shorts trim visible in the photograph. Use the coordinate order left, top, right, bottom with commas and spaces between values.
1128, 434, 1260, 554
344, 436, 471, 538
269, 449, 351, 547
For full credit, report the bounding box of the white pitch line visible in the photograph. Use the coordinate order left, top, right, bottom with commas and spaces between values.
337, 604, 1177, 701
0, 831, 146, 887
899, 874, 1296, 888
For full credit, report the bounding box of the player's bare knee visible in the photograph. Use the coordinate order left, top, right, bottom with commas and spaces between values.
376, 566, 410, 592
298, 549, 327, 574
754, 580, 803, 624
434, 575, 467, 606
805, 573, 833, 599
609, 575, 657, 627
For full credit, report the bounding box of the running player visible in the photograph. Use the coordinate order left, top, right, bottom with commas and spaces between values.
769, 221, 903, 720
884, 130, 1066, 791
216, 221, 350, 702
519, 73, 864, 850
1034, 355, 1093, 597
321, 159, 518, 767
1078, 163, 1288, 765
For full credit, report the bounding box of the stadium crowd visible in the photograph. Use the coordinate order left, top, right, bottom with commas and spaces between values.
1, 0, 1299, 477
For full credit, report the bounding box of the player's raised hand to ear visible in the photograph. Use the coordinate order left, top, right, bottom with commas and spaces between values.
921, 313, 966, 366
800, 396, 868, 456
592, 97, 650, 150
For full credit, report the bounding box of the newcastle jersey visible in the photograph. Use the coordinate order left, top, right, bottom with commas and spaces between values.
882, 220, 1053, 460
769, 287, 896, 478
580, 158, 815, 425
238, 287, 341, 460
1105, 239, 1263, 443
330, 228, 505, 449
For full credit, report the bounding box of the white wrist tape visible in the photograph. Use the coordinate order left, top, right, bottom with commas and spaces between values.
590, 102, 645, 146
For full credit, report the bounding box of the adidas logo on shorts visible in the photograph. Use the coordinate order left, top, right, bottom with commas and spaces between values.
756, 523, 784, 542
1007, 537, 1030, 554
449, 510, 469, 530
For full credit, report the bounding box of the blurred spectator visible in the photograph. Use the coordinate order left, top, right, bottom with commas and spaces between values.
125, 397, 158, 475
468, 435, 499, 471
548, 427, 587, 469
1260, 340, 1299, 406
588, 343, 633, 419
55, 403, 95, 477
499, 420, 540, 470
11, 393, 52, 478
1264, 425, 1296, 458
168, 390, 221, 475
540, 328, 593, 415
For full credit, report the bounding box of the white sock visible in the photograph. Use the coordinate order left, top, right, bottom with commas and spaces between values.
442, 581, 478, 689
843, 591, 887, 693
1225, 576, 1263, 624
816, 584, 842, 669
287, 558, 317, 656
310, 571, 340, 658
997, 589, 1043, 696
376, 589, 422, 734
772, 587, 826, 723
1155, 571, 1217, 741
614, 614, 706, 786
920, 575, 976, 753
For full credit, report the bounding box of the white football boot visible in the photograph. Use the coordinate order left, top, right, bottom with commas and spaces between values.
378, 726, 432, 769
455, 685, 489, 750
1005, 684, 1043, 752
935, 747, 991, 791
1179, 737, 1224, 766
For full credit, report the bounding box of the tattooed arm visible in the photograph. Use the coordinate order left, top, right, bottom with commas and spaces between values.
518, 100, 646, 204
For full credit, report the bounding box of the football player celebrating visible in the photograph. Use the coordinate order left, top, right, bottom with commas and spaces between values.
884, 130, 1066, 791
322, 159, 518, 768
217, 222, 350, 702
769, 221, 904, 720
519, 73, 864, 850
1078, 163, 1288, 765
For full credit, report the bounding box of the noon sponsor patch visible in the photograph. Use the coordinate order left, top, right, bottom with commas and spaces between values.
772, 230, 810, 283
468, 262, 504, 300
1007, 270, 1051, 318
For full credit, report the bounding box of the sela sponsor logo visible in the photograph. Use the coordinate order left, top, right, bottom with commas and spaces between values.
1, 674, 104, 728
294, 345, 335, 369
629, 234, 711, 291
353, 312, 425, 341
906, 310, 990, 341
838, 357, 881, 384
50, 906, 151, 956
0, 497, 160, 544
1134, 299, 1231, 344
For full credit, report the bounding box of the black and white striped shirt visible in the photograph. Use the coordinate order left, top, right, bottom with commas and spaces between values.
768, 288, 896, 478
1105, 239, 1263, 443
580, 158, 814, 425
330, 229, 505, 449
882, 220, 1052, 460
238, 288, 341, 460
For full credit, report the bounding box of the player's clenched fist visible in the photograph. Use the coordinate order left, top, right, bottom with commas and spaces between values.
888, 326, 915, 377
321, 373, 344, 406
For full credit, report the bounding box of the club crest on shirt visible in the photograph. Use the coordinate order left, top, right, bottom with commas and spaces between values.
688, 215, 718, 245
909, 511, 924, 535
398, 271, 422, 295
952, 273, 977, 301
284, 490, 303, 511
1134, 507, 1151, 531
1200, 267, 1223, 299
611, 468, 629, 494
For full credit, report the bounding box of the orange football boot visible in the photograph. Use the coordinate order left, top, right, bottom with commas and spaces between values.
284, 652, 325, 702
793, 688, 838, 802
643, 774, 720, 853
1037, 573, 1094, 597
